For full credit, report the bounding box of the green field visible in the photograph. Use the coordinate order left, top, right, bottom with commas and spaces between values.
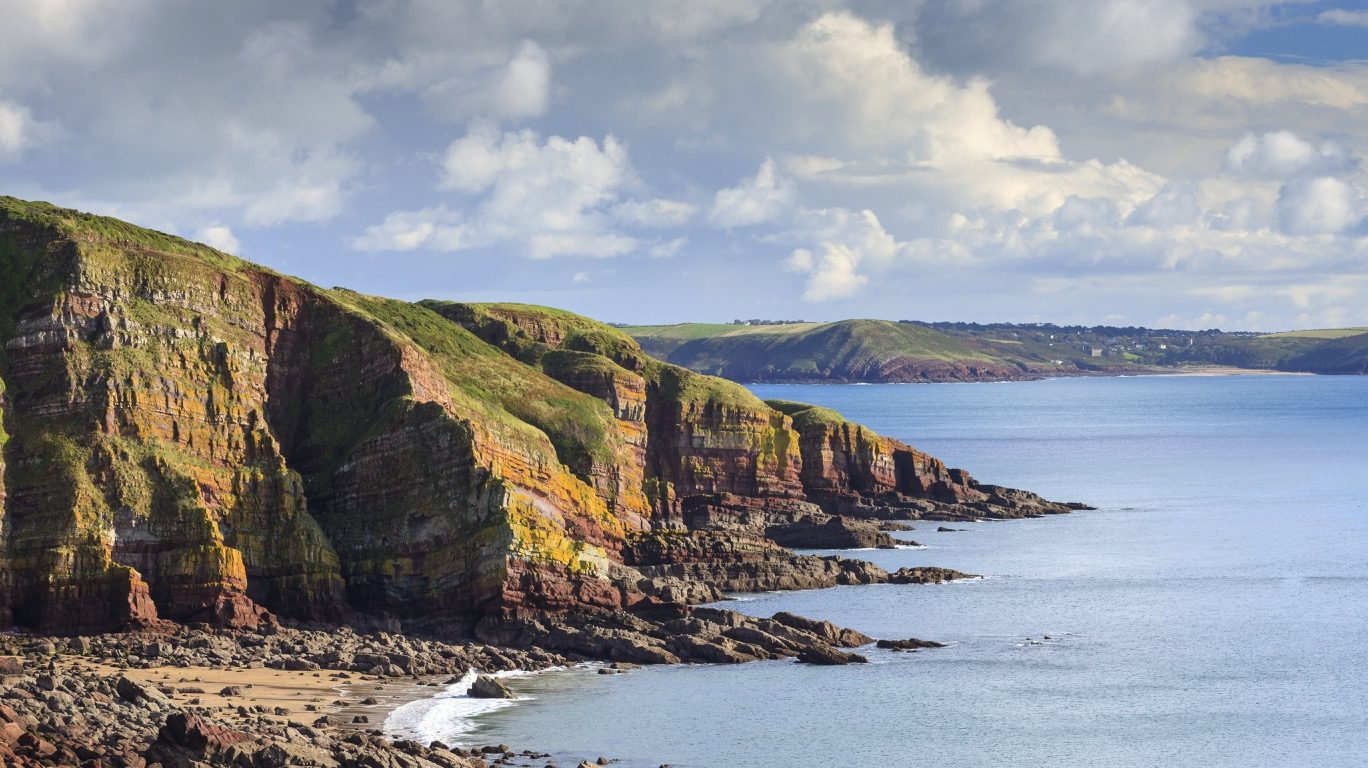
1260, 328, 1368, 339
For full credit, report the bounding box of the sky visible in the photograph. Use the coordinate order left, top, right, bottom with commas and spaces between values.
3, 1, 1368, 330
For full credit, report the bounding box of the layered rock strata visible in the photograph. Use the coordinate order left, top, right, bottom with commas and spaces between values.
0, 197, 1082, 637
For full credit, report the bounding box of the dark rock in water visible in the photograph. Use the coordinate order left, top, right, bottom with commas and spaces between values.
876, 638, 946, 650
469, 675, 515, 699
796, 645, 868, 665
770, 611, 872, 647
936, 526, 961, 532
887, 567, 977, 584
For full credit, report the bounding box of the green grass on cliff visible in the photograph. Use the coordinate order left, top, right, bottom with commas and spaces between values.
422, 300, 651, 371
0, 196, 253, 275
423, 299, 777, 415
332, 291, 626, 472
765, 399, 876, 437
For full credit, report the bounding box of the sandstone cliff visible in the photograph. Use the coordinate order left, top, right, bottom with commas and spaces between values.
0, 197, 1077, 637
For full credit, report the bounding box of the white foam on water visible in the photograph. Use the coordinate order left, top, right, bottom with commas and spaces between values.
383, 668, 561, 745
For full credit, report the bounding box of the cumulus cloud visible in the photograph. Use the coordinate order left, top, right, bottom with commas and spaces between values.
366, 122, 687, 258
770, 13, 1061, 162
1277, 177, 1360, 235
708, 158, 795, 227
1129, 183, 1200, 228
195, 224, 240, 254
351, 207, 468, 252
781, 207, 971, 302
1226, 131, 1352, 178
434, 123, 638, 257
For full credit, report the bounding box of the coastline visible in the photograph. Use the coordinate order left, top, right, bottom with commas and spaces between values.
736, 364, 1316, 385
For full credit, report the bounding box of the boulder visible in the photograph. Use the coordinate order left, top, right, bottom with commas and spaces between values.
468, 675, 514, 699
796, 646, 868, 665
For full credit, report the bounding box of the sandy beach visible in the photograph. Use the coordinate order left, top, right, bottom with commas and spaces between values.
49, 654, 448, 731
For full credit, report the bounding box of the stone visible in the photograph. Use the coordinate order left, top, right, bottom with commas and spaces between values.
469, 676, 514, 699
115, 677, 169, 705
796, 646, 868, 665
887, 567, 977, 585
876, 638, 946, 650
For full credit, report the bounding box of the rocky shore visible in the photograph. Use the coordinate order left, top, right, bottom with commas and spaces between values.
0, 599, 926, 767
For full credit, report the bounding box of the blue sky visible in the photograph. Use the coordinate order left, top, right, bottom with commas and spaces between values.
4, 1, 1368, 330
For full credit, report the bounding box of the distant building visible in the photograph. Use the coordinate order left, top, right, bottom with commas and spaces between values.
1090, 347, 1103, 357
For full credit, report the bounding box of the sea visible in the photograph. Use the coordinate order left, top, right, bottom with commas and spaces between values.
386, 374, 1368, 767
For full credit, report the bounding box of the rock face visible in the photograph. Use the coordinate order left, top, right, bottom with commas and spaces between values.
0, 197, 1080, 636
468, 675, 514, 699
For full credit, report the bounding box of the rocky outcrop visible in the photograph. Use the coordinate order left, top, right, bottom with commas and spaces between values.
0, 197, 1078, 637
479, 604, 874, 665
888, 567, 977, 584
768, 400, 1086, 521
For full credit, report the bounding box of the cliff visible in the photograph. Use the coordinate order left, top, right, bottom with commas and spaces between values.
0, 197, 1077, 638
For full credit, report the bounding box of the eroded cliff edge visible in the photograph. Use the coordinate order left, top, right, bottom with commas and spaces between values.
0, 197, 1083, 643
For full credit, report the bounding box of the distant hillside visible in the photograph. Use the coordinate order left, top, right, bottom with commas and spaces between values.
624, 320, 1048, 383
624, 320, 1368, 383
1278, 332, 1368, 374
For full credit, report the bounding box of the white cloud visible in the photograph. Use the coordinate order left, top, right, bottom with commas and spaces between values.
368, 123, 686, 258
708, 158, 795, 227
613, 198, 696, 227
648, 236, 687, 258
571, 270, 591, 284
493, 41, 552, 120
528, 232, 635, 259
1318, 10, 1368, 27
195, 224, 240, 254
769, 13, 1061, 162
351, 207, 469, 252
0, 99, 30, 158
1178, 57, 1368, 111
436, 123, 637, 257
1277, 177, 1360, 235
780, 207, 970, 302
1226, 131, 1352, 178
426, 39, 555, 121
1129, 183, 1199, 228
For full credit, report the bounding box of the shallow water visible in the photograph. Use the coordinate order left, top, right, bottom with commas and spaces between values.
389, 375, 1368, 767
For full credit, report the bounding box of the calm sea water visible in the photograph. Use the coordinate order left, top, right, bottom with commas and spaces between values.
388, 375, 1368, 767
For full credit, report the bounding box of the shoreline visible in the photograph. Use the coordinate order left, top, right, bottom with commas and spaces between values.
739, 365, 1317, 385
